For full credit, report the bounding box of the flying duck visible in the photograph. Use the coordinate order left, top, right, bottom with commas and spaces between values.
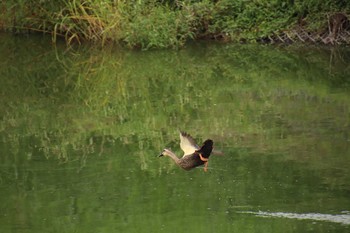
159, 131, 214, 171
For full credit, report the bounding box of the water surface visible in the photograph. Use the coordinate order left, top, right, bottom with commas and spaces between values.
0, 33, 350, 232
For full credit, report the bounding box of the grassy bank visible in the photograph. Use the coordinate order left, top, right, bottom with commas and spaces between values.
1, 0, 350, 49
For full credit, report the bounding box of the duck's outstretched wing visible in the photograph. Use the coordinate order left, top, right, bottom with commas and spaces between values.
179, 131, 199, 157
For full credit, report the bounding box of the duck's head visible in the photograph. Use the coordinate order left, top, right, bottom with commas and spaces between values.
159, 148, 171, 157
195, 139, 213, 158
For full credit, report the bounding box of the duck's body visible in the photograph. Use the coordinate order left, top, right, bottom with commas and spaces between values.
159, 132, 214, 171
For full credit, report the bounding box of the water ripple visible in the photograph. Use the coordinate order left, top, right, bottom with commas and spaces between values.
238, 211, 350, 225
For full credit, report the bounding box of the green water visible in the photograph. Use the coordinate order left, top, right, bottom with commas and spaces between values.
0, 33, 350, 233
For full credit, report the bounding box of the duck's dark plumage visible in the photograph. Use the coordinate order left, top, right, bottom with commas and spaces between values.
196, 139, 213, 159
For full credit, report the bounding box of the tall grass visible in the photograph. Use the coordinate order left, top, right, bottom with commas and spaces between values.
1, 0, 349, 48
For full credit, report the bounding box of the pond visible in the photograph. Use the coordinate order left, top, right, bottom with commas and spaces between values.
0, 33, 350, 233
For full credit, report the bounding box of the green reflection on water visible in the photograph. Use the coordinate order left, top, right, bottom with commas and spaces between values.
0, 33, 350, 232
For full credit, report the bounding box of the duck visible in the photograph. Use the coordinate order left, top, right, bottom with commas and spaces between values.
159, 131, 214, 171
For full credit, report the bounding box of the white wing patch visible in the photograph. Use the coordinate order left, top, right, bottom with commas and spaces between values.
179, 132, 199, 157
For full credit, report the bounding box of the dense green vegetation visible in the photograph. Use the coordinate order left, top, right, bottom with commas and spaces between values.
1, 0, 349, 49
